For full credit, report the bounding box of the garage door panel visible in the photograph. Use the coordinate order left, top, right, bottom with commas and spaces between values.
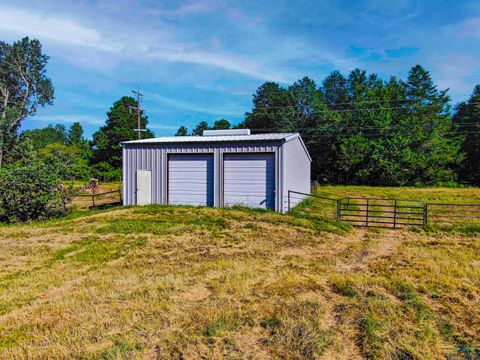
223, 175, 274, 182
169, 198, 212, 206
225, 186, 273, 193
169, 162, 213, 167
223, 153, 275, 210
169, 182, 212, 189
168, 154, 214, 206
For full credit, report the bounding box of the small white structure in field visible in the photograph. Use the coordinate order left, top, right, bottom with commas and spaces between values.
121, 129, 311, 212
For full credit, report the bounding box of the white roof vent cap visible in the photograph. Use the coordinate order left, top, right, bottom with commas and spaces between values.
203, 129, 251, 136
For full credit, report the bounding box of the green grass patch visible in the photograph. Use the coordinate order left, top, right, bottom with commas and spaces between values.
50, 235, 147, 264
330, 275, 359, 297
98, 340, 143, 359
0, 327, 30, 349
98, 214, 228, 236
205, 316, 237, 337
427, 223, 480, 235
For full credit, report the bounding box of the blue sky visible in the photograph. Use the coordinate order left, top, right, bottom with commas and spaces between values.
1, 0, 480, 138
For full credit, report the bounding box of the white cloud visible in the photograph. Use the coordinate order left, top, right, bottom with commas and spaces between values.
156, 0, 219, 18
32, 114, 104, 125
144, 48, 285, 82
0, 6, 122, 52
0, 5, 286, 81
149, 94, 245, 116
148, 123, 182, 131
456, 17, 480, 38
436, 54, 479, 79
435, 54, 480, 96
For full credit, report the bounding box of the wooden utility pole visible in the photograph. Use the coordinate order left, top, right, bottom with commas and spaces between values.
131, 85, 144, 140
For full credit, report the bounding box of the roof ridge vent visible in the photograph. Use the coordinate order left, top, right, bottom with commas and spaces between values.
203, 129, 251, 136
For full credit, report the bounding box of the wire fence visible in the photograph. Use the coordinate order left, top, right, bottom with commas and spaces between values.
426, 203, 480, 227
288, 190, 480, 229
287, 190, 338, 218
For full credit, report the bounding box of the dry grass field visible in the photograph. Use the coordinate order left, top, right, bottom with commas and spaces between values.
315, 185, 480, 204
0, 186, 479, 359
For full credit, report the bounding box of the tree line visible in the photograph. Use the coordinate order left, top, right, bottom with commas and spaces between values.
5, 96, 155, 182
181, 67, 480, 186
0, 37, 156, 184
2, 37, 480, 189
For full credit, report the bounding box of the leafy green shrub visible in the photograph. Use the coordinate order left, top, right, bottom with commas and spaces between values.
435, 181, 465, 188
92, 161, 122, 182
38, 143, 91, 180
0, 164, 71, 223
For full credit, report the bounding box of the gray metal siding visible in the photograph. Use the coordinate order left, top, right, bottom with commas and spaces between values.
122, 138, 310, 212
168, 154, 214, 206
123, 141, 282, 209
223, 153, 275, 210
122, 146, 161, 206
282, 137, 311, 212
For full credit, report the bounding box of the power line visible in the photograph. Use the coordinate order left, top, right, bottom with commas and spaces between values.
145, 100, 480, 116
246, 129, 480, 138
245, 122, 480, 131
240, 101, 480, 113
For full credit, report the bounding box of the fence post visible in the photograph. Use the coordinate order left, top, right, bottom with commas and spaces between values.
92, 194, 96, 208
288, 190, 291, 212
393, 199, 397, 229
337, 199, 341, 221
366, 199, 369, 227
423, 203, 428, 229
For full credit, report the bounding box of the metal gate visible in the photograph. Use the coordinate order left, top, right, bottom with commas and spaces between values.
338, 197, 426, 229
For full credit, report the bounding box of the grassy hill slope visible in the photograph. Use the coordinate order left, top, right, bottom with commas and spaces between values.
0, 203, 478, 359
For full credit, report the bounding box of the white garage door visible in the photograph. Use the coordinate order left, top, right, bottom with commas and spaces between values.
168, 154, 214, 206
223, 153, 275, 210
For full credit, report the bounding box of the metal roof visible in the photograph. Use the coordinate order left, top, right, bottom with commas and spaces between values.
122, 133, 299, 145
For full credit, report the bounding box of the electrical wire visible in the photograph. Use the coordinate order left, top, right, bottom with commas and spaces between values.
146, 100, 480, 116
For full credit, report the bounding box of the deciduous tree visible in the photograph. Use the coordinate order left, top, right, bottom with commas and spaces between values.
0, 37, 54, 167
19, 124, 67, 151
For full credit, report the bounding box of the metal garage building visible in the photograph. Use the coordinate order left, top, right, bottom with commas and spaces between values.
121, 129, 311, 213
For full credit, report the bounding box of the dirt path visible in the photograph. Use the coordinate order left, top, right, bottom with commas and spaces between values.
334, 227, 406, 272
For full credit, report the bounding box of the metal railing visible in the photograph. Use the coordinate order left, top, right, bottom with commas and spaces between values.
338, 197, 425, 229
287, 190, 480, 229
287, 190, 337, 212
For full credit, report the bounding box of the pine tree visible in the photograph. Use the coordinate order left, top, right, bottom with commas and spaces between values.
401, 65, 463, 185
91, 96, 154, 170
243, 82, 294, 132
212, 119, 231, 130
175, 126, 188, 136
454, 85, 480, 185
67, 122, 85, 145
191, 121, 209, 135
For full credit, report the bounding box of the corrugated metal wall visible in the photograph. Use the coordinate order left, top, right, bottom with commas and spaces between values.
281, 137, 312, 211
122, 141, 286, 211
